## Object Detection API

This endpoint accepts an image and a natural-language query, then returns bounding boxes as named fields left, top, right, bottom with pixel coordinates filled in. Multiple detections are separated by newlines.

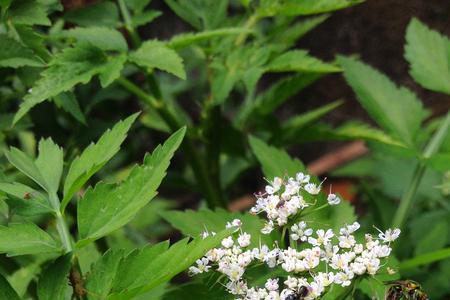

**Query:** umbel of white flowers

left=189, top=172, right=400, bottom=300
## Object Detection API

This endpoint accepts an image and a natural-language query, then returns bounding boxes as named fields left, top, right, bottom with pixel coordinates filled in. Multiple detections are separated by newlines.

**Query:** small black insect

left=285, top=286, right=309, bottom=300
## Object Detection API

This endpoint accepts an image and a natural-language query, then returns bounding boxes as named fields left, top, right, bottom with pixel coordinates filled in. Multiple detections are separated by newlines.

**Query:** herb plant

left=0, top=0, right=449, bottom=299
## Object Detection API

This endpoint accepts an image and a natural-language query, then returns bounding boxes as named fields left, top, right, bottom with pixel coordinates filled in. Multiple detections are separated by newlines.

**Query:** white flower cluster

left=250, top=173, right=340, bottom=234
left=189, top=173, right=400, bottom=300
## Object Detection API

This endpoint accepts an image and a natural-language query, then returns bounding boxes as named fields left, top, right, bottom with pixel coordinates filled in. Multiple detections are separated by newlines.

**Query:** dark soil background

left=144, top=0, right=450, bottom=161
left=60, top=0, right=450, bottom=163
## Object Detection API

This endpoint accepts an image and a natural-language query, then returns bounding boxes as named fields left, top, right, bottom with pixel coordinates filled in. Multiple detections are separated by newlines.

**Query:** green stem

left=235, top=14, right=259, bottom=46
left=116, top=77, right=226, bottom=208
left=117, top=0, right=140, bottom=47
left=392, top=110, right=450, bottom=229
left=391, top=163, right=425, bottom=229
left=50, top=193, right=73, bottom=253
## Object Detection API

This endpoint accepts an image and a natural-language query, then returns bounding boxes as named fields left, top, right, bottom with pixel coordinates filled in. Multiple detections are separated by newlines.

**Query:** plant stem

left=235, top=14, right=259, bottom=46
left=391, top=163, right=425, bottom=229
left=50, top=193, right=73, bottom=253
left=117, top=0, right=140, bottom=47
left=392, top=110, right=450, bottom=229
left=116, top=77, right=226, bottom=208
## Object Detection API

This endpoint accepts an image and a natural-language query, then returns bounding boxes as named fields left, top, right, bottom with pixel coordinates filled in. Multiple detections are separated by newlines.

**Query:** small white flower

left=226, top=218, right=242, bottom=228
left=378, top=228, right=401, bottom=243
left=238, top=233, right=251, bottom=247
left=221, top=236, right=234, bottom=248
left=308, top=229, right=334, bottom=247
left=290, top=221, right=313, bottom=241
left=327, top=193, right=341, bottom=205
left=304, top=183, right=321, bottom=195
left=265, top=278, right=279, bottom=291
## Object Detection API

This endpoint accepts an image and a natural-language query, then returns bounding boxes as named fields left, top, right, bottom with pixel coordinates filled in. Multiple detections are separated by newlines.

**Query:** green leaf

left=64, top=1, right=119, bottom=27
left=14, top=44, right=109, bottom=124
left=35, top=138, right=64, bottom=195
left=160, top=208, right=275, bottom=248
left=37, top=253, right=72, bottom=300
left=109, top=229, right=233, bottom=299
left=129, top=40, right=186, bottom=79
left=266, top=50, right=341, bottom=73
left=0, top=274, right=20, bottom=300
left=62, top=113, right=139, bottom=211
left=270, top=15, right=329, bottom=50
left=414, top=221, right=448, bottom=255
left=85, top=249, right=124, bottom=300
left=237, top=73, right=321, bottom=125
left=99, top=54, right=127, bottom=87
left=59, top=27, right=128, bottom=52
left=0, top=182, right=53, bottom=216
left=0, top=34, right=44, bottom=68
left=167, top=28, right=250, bottom=49
left=53, top=92, right=87, bottom=124
left=338, top=56, right=427, bottom=147
left=405, top=18, right=450, bottom=94
left=163, top=0, right=201, bottom=30
left=326, top=121, right=407, bottom=147
left=4, top=147, right=48, bottom=191
left=8, top=0, right=51, bottom=26
left=258, top=0, right=363, bottom=16
left=399, top=247, right=450, bottom=270
left=0, top=223, right=60, bottom=256
left=426, top=153, right=450, bottom=171
left=280, top=100, right=343, bottom=141
left=248, top=135, right=305, bottom=179
left=132, top=10, right=161, bottom=28
left=76, top=127, right=186, bottom=246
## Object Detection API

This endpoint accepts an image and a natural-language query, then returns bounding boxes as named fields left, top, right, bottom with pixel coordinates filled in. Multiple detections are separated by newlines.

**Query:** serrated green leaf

left=77, top=127, right=186, bottom=245
left=0, top=223, right=60, bottom=256
left=270, top=15, right=329, bottom=50
left=37, top=253, right=72, bottom=300
left=99, top=54, right=127, bottom=87
left=338, top=56, right=427, bottom=147
left=237, top=73, right=321, bottom=125
left=266, top=50, right=341, bottom=73
left=125, top=0, right=151, bottom=12
left=4, top=147, right=48, bottom=191
left=13, top=44, right=108, bottom=124
left=109, top=229, right=233, bottom=299
left=132, top=10, right=161, bottom=28
left=59, top=27, right=128, bottom=52
left=64, top=1, right=119, bottom=27
left=0, top=34, right=44, bottom=68
left=0, top=182, right=53, bottom=216
left=111, top=242, right=169, bottom=293
left=167, top=28, right=249, bottom=49
left=8, top=0, right=51, bottom=26
left=249, top=135, right=305, bottom=179
left=280, top=100, right=343, bottom=141
left=53, top=92, right=87, bottom=124
left=129, top=40, right=186, bottom=79
left=164, top=0, right=201, bottom=29
left=35, top=138, right=63, bottom=195
left=85, top=249, right=124, bottom=300
left=405, top=18, right=450, bottom=94
left=329, top=121, right=406, bottom=147
left=0, top=274, right=20, bottom=300
left=258, top=0, right=363, bottom=17
left=62, top=113, right=139, bottom=212
left=160, top=208, right=275, bottom=248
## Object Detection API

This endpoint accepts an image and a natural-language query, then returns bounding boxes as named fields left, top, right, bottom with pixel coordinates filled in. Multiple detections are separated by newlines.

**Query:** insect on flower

left=385, top=280, right=429, bottom=300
